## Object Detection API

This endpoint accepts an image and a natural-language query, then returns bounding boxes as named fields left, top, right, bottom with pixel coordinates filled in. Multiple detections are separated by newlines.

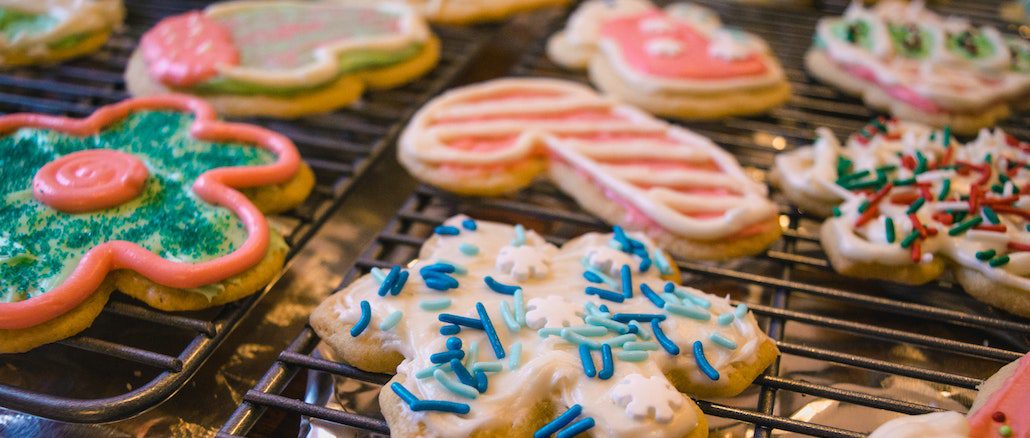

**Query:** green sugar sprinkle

left=937, top=179, right=951, bottom=201
left=884, top=217, right=896, bottom=243
left=948, top=216, right=983, bottom=236
left=989, top=255, right=1010, bottom=267
left=906, top=197, right=925, bottom=214
left=832, top=206, right=842, bottom=217
left=942, top=126, right=951, bottom=147
left=983, top=206, right=1000, bottom=225
left=914, top=151, right=928, bottom=174
left=836, top=169, right=870, bottom=184
left=975, top=249, right=996, bottom=261
left=894, top=177, right=917, bottom=186
left=900, top=231, right=921, bottom=248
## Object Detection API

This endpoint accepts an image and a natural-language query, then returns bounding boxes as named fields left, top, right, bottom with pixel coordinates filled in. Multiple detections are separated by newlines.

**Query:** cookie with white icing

left=868, top=353, right=1029, bottom=438
left=546, top=0, right=790, bottom=120
left=807, top=1, right=1030, bottom=134
left=311, top=216, right=779, bottom=437
left=125, top=1, right=439, bottom=118
left=0, top=0, right=123, bottom=67
left=397, top=78, right=783, bottom=260
left=773, top=119, right=1030, bottom=316
left=406, top=0, right=571, bottom=25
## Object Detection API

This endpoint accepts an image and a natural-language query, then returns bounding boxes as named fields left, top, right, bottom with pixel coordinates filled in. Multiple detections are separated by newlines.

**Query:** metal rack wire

left=0, top=0, right=490, bottom=423
left=218, top=0, right=1030, bottom=436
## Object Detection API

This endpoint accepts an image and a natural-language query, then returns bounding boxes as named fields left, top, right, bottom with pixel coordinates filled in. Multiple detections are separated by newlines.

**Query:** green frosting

left=888, top=23, right=932, bottom=59
left=1008, top=39, right=1030, bottom=73
left=191, top=44, right=423, bottom=96
left=945, top=29, right=995, bottom=61
left=832, top=20, right=874, bottom=50
left=0, top=111, right=275, bottom=303
left=0, top=7, right=57, bottom=42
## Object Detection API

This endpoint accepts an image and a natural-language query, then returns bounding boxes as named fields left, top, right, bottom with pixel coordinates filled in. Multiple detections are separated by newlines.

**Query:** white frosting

left=326, top=215, right=773, bottom=437
left=776, top=120, right=1030, bottom=291
left=867, top=411, right=969, bottom=438
left=0, top=0, right=123, bottom=51
left=398, top=78, right=779, bottom=240
left=815, top=0, right=1030, bottom=111
left=644, top=37, right=683, bottom=57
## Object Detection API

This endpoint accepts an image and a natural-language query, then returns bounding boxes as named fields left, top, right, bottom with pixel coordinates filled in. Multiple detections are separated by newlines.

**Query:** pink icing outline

left=0, top=95, right=301, bottom=330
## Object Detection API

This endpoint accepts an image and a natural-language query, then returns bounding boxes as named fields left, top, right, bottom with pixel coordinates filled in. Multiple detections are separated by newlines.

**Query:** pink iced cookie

left=140, top=11, right=239, bottom=87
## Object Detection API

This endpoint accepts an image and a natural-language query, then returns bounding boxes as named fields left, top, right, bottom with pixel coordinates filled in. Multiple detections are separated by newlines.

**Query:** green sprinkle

left=942, top=126, right=951, bottom=147
left=894, top=177, right=916, bottom=186
left=937, top=179, right=951, bottom=200
left=975, top=249, right=996, bottom=261
left=992, top=184, right=1004, bottom=194
left=836, top=156, right=853, bottom=175
left=832, top=206, right=842, bottom=217
left=984, top=153, right=993, bottom=164
left=616, top=350, right=649, bottom=362
left=999, top=425, right=1012, bottom=437
left=841, top=177, right=883, bottom=190
left=836, top=169, right=870, bottom=183
left=900, top=231, right=921, bottom=248
left=983, top=206, right=1000, bottom=225
left=378, top=310, right=403, bottom=331
left=999, top=173, right=1010, bottom=184
left=914, top=151, right=928, bottom=174
left=624, top=341, right=659, bottom=351
left=471, top=362, right=503, bottom=373
left=419, top=298, right=451, bottom=311
left=858, top=200, right=871, bottom=213
left=459, top=243, right=479, bottom=256
left=875, top=164, right=898, bottom=173
left=710, top=333, right=739, bottom=350
left=1026, top=224, right=1030, bottom=232
left=885, top=217, right=896, bottom=243
left=989, top=255, right=1010, bottom=267
left=948, top=216, right=983, bottom=236
left=508, top=342, right=522, bottom=370
left=906, top=197, right=926, bottom=214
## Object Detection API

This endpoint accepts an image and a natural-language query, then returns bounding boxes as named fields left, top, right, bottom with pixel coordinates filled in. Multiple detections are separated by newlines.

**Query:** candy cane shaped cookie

left=398, top=78, right=782, bottom=260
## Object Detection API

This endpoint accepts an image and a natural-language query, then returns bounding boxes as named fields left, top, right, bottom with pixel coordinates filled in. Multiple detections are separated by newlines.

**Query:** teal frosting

left=0, top=7, right=57, bottom=42
left=0, top=111, right=275, bottom=303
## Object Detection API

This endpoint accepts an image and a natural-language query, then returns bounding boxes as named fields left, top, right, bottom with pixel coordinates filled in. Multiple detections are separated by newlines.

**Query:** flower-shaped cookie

left=311, top=215, right=779, bottom=437
left=0, top=95, right=313, bottom=353
left=126, top=1, right=439, bottom=118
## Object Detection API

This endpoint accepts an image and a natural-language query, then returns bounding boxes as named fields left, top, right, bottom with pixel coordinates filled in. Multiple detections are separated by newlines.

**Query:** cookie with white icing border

left=546, top=0, right=790, bottom=120
left=125, top=1, right=439, bottom=118
left=311, top=215, right=778, bottom=437
left=807, top=1, right=1030, bottom=135
left=0, top=0, right=123, bottom=67
left=868, top=352, right=1029, bottom=438
left=397, top=78, right=783, bottom=260
left=406, top=0, right=571, bottom=25
left=772, top=119, right=1030, bottom=316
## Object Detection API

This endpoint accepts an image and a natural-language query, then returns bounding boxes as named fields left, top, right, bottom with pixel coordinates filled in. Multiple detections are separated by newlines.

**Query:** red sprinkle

left=969, top=186, right=981, bottom=214
left=941, top=146, right=954, bottom=166
left=992, top=411, right=1006, bottom=423
left=1007, top=241, right=1030, bottom=252
left=917, top=183, right=933, bottom=201
left=910, top=241, right=922, bottom=262
left=982, top=195, right=1019, bottom=206
left=901, top=155, right=916, bottom=170
left=891, top=192, right=921, bottom=205
left=868, top=183, right=894, bottom=207
left=854, top=204, right=880, bottom=228
left=974, top=224, right=1007, bottom=232
left=909, top=213, right=927, bottom=238
left=993, top=205, right=1030, bottom=220
left=925, top=226, right=938, bottom=236
left=932, top=212, right=954, bottom=225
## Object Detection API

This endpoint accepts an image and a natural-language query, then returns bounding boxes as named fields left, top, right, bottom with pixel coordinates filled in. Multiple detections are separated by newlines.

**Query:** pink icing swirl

left=33, top=149, right=149, bottom=213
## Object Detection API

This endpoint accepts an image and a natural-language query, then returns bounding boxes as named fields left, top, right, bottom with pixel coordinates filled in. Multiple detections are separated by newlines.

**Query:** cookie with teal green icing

left=0, top=0, right=123, bottom=67
left=125, top=1, right=440, bottom=118
left=0, top=95, right=314, bottom=353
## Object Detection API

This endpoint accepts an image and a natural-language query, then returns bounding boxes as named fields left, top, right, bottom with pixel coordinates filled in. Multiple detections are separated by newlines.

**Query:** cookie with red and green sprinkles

left=775, top=118, right=1030, bottom=316
left=311, top=215, right=778, bottom=437
left=0, top=95, right=313, bottom=353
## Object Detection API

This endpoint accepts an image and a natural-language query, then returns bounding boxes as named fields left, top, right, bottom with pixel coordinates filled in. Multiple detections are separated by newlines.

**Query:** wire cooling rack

left=218, top=1, right=1030, bottom=436
left=0, top=0, right=490, bottom=423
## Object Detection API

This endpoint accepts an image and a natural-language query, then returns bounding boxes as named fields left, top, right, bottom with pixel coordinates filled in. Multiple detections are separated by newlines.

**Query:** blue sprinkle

left=391, top=382, right=419, bottom=406
left=439, top=313, right=485, bottom=329
left=509, top=342, right=522, bottom=370
left=370, top=267, right=387, bottom=283
left=420, top=298, right=452, bottom=311
left=534, top=404, right=583, bottom=438
left=611, top=313, right=666, bottom=323
left=598, top=304, right=610, bottom=314
left=421, top=263, right=455, bottom=274
left=449, top=358, right=477, bottom=388
left=662, top=293, right=682, bottom=306
left=538, top=328, right=563, bottom=338
left=567, top=325, right=607, bottom=337
left=693, top=340, right=720, bottom=380
left=710, top=333, right=738, bottom=350
left=598, top=344, right=614, bottom=380
left=430, top=350, right=464, bottom=364
left=423, top=272, right=459, bottom=291
left=654, top=249, right=672, bottom=275
left=350, top=300, right=372, bottom=337
left=391, top=271, right=409, bottom=295
left=556, top=417, right=595, bottom=438
left=379, top=310, right=403, bottom=331
left=582, top=271, right=603, bottom=283
left=433, top=369, right=478, bottom=399
left=664, top=302, right=711, bottom=321
left=578, top=344, right=596, bottom=377
left=471, top=362, right=503, bottom=373
left=477, top=302, right=506, bottom=359
left=461, top=218, right=477, bottom=231
left=378, top=266, right=400, bottom=296
left=584, top=315, right=628, bottom=334
left=514, top=290, right=526, bottom=326
left=446, top=337, right=463, bottom=351
left=624, top=341, right=659, bottom=351
left=459, top=243, right=479, bottom=256
left=617, top=350, right=648, bottom=362
left=582, top=264, right=619, bottom=289
left=639, top=283, right=666, bottom=309
left=465, top=340, right=479, bottom=368
left=603, top=334, right=637, bottom=347
left=440, top=324, right=460, bottom=335
left=620, top=264, right=633, bottom=298
left=652, top=319, right=680, bottom=355
left=612, top=226, right=631, bottom=251
left=512, top=224, right=526, bottom=246
left=638, top=257, right=651, bottom=273
left=716, top=312, right=735, bottom=326
left=434, top=225, right=460, bottom=236
left=672, top=287, right=711, bottom=309
left=734, top=303, right=749, bottom=319
left=499, top=301, right=521, bottom=332
left=437, top=259, right=468, bottom=275
left=664, top=282, right=676, bottom=293
left=484, top=276, right=521, bottom=294
left=411, top=399, right=470, bottom=414
left=628, top=321, right=650, bottom=340
left=562, top=329, right=601, bottom=349
left=474, top=370, right=488, bottom=393
left=585, top=286, right=625, bottom=303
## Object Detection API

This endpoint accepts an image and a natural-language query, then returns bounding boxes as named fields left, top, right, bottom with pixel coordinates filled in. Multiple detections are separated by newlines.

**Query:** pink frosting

left=140, top=11, right=240, bottom=87
left=33, top=149, right=149, bottom=213
left=845, top=64, right=943, bottom=113
left=968, top=354, right=1030, bottom=438
left=600, top=10, right=768, bottom=79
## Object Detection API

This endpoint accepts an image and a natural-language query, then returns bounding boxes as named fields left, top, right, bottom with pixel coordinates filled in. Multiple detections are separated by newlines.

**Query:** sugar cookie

left=0, top=0, right=123, bottom=67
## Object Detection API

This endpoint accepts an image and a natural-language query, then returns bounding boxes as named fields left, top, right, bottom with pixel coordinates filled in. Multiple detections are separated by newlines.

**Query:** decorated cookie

left=868, top=353, right=1029, bottom=438
left=807, top=1, right=1030, bottom=134
left=0, top=0, right=123, bottom=67
left=773, top=119, right=1030, bottom=316
left=125, top=1, right=439, bottom=118
left=546, top=0, right=790, bottom=120
left=310, top=215, right=779, bottom=437
left=406, top=0, right=571, bottom=25
left=1000, top=0, right=1030, bottom=24
left=0, top=96, right=315, bottom=353
left=397, top=78, right=783, bottom=260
